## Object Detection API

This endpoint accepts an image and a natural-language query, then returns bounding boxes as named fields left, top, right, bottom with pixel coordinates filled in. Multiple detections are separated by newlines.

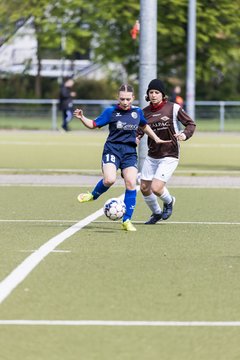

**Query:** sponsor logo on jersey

left=124, top=124, right=139, bottom=130
left=161, top=116, right=170, bottom=121
left=150, top=115, right=170, bottom=129
left=152, top=121, right=170, bottom=128
left=116, top=112, right=122, bottom=117
left=116, top=121, right=124, bottom=129
left=116, top=121, right=138, bottom=130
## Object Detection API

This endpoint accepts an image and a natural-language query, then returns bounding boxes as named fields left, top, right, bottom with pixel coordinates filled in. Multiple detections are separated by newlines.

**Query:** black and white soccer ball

left=103, top=198, right=126, bottom=221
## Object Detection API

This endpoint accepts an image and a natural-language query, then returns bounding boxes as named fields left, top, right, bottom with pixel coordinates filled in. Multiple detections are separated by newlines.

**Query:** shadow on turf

left=27, top=222, right=125, bottom=232
left=86, top=224, right=123, bottom=232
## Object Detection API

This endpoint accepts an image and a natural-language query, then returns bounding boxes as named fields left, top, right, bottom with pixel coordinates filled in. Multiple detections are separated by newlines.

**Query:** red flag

left=130, top=20, right=140, bottom=40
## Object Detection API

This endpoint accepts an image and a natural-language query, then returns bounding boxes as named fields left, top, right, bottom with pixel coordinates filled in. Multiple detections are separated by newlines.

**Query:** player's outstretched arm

left=143, top=124, right=172, bottom=144
left=73, top=108, right=95, bottom=129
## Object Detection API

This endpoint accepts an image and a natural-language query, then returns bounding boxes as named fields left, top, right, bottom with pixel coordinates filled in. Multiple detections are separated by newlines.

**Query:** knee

left=125, top=178, right=136, bottom=190
left=103, top=175, right=116, bottom=187
left=140, top=181, right=150, bottom=195
left=151, top=183, right=164, bottom=197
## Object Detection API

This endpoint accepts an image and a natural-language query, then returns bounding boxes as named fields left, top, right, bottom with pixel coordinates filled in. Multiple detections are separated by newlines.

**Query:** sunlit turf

left=0, top=115, right=239, bottom=132
left=0, top=126, right=240, bottom=360
left=0, top=185, right=240, bottom=359
left=0, top=131, right=239, bottom=174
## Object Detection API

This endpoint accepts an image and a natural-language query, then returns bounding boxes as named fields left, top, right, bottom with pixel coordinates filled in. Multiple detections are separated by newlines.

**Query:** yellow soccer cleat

left=122, top=219, right=137, bottom=232
left=77, top=192, right=94, bottom=203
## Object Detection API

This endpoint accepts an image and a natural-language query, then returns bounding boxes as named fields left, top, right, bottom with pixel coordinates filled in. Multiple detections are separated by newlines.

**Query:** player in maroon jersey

left=138, top=79, right=196, bottom=224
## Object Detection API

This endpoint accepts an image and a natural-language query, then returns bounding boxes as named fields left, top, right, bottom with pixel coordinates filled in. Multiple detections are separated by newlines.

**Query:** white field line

left=0, top=141, right=102, bottom=146
left=1, top=141, right=240, bottom=148
left=0, top=208, right=103, bottom=304
left=1, top=184, right=240, bottom=189
left=0, top=219, right=78, bottom=223
left=175, top=170, right=240, bottom=174
left=138, top=221, right=240, bottom=225
left=1, top=319, right=240, bottom=327
left=183, top=144, right=240, bottom=148
left=0, top=168, right=101, bottom=173
left=0, top=191, right=126, bottom=305
left=0, top=169, right=240, bottom=175
left=19, top=250, right=71, bottom=253
left=0, top=219, right=239, bottom=226
left=0, top=184, right=127, bottom=188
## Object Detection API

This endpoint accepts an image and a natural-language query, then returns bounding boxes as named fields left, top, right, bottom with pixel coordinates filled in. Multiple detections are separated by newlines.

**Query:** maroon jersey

left=140, top=100, right=196, bottom=159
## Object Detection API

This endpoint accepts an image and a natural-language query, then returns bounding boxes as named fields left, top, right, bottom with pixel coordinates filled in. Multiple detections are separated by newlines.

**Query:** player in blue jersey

left=73, top=84, right=171, bottom=231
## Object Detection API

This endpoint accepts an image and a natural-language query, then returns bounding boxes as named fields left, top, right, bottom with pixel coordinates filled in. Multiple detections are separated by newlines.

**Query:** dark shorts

left=102, top=142, right=138, bottom=170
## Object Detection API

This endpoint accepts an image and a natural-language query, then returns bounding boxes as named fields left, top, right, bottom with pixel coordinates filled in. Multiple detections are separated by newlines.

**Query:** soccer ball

left=103, top=198, right=126, bottom=221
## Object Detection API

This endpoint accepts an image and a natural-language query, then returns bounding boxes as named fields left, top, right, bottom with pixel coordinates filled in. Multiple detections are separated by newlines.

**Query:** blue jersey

left=94, top=105, right=147, bottom=146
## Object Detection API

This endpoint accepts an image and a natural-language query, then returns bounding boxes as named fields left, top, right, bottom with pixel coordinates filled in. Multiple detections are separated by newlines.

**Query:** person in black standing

left=59, top=78, right=76, bottom=131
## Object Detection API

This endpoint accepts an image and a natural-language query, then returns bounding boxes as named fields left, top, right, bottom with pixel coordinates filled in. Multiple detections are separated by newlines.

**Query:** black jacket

left=59, top=85, right=73, bottom=111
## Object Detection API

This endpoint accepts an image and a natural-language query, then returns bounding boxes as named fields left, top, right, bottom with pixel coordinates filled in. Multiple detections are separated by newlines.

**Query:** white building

left=0, top=17, right=97, bottom=78
left=0, top=17, right=127, bottom=82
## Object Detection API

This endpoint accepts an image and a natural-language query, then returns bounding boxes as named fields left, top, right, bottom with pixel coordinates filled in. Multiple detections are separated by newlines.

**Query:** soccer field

left=0, top=131, right=240, bottom=360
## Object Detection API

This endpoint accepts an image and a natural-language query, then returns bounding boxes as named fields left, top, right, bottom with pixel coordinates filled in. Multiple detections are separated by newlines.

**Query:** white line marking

left=0, top=184, right=126, bottom=188
left=49, top=250, right=71, bottom=253
left=96, top=220, right=240, bottom=225
left=0, top=141, right=103, bottom=147
left=154, top=221, right=240, bottom=225
left=0, top=168, right=101, bottom=173
left=175, top=170, right=240, bottom=174
left=0, top=168, right=239, bottom=175
left=0, top=219, right=77, bottom=224
left=0, top=220, right=239, bottom=225
left=1, top=141, right=239, bottom=148
left=0, top=208, right=104, bottom=304
left=19, top=250, right=71, bottom=253
left=0, top=189, right=128, bottom=304
left=0, top=220, right=77, bottom=223
left=1, top=320, right=240, bottom=327
left=183, top=144, right=240, bottom=148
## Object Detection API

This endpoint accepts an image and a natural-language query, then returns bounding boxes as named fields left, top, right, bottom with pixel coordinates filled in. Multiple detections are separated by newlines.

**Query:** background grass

left=0, top=116, right=239, bottom=132
left=0, top=131, right=239, bottom=174
left=0, top=130, right=240, bottom=360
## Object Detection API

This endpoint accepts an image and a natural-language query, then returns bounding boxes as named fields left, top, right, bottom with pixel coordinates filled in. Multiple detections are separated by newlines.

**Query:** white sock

left=143, top=193, right=162, bottom=214
left=160, top=187, right=172, bottom=204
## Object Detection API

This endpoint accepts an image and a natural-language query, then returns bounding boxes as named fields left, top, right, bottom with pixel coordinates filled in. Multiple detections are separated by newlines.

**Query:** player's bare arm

left=73, top=108, right=95, bottom=129
left=135, top=135, right=141, bottom=145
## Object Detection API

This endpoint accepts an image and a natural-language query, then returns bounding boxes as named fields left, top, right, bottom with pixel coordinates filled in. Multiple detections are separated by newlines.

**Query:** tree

left=0, top=0, right=239, bottom=99
left=87, top=0, right=240, bottom=99
left=88, top=0, right=140, bottom=79
left=0, top=0, right=93, bottom=96
left=195, top=0, right=240, bottom=99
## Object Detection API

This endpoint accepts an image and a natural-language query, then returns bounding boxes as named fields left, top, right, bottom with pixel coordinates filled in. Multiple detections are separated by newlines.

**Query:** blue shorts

left=102, top=142, right=138, bottom=170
